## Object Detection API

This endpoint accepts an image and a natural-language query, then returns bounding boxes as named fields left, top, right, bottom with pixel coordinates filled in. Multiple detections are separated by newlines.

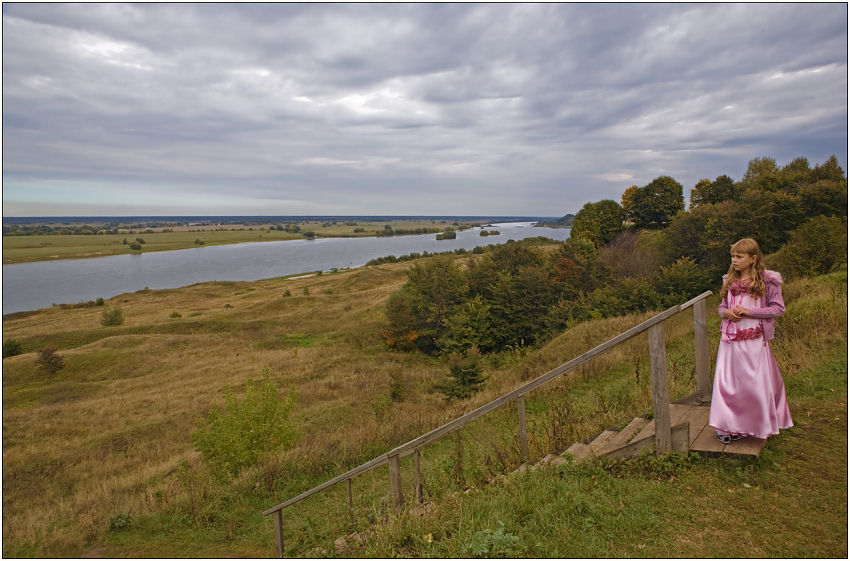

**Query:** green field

left=2, top=219, right=474, bottom=264
left=2, top=255, right=846, bottom=557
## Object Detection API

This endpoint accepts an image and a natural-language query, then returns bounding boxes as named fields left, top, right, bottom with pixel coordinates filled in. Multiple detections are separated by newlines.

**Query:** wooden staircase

left=558, top=390, right=767, bottom=463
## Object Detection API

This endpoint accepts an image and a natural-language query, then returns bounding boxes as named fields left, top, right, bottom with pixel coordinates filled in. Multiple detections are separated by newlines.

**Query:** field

left=1, top=255, right=846, bottom=557
left=2, top=219, right=476, bottom=264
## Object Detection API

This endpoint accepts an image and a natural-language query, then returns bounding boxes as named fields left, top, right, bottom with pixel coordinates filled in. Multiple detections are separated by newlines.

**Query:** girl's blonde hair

left=720, top=238, right=766, bottom=299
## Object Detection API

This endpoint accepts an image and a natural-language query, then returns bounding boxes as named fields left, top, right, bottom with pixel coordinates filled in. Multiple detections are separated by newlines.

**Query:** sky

left=2, top=3, right=847, bottom=217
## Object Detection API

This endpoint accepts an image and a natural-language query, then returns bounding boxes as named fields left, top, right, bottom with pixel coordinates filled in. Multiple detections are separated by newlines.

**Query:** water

left=2, top=223, right=569, bottom=314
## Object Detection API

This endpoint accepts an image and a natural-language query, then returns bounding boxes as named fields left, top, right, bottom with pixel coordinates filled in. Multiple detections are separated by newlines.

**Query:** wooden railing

left=262, top=290, right=713, bottom=556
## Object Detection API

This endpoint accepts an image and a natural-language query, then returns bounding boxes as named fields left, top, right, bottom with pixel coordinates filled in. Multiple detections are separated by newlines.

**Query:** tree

left=621, top=185, right=639, bottom=222
left=438, top=346, right=486, bottom=400
left=630, top=176, right=684, bottom=229
left=570, top=199, right=626, bottom=247
left=690, top=175, right=737, bottom=208
left=741, top=157, right=780, bottom=191
left=37, top=345, right=65, bottom=377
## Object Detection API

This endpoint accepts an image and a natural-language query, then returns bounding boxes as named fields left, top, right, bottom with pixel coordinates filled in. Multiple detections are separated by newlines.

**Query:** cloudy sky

left=2, top=3, right=847, bottom=217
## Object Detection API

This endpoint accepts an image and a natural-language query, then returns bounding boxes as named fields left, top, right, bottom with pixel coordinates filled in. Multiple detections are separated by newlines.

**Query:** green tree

left=570, top=199, right=626, bottom=247
left=383, top=256, right=467, bottom=354
left=438, top=346, right=486, bottom=400
left=689, top=175, right=737, bottom=208
left=741, top=156, right=780, bottom=191
left=630, top=176, right=684, bottom=229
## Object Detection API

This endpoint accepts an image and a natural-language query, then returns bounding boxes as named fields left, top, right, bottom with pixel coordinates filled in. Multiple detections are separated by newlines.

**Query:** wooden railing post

left=648, top=323, right=671, bottom=454
left=388, top=454, right=404, bottom=511
left=517, top=395, right=529, bottom=463
left=414, top=449, right=424, bottom=504
left=693, top=299, right=711, bottom=394
left=347, top=478, right=355, bottom=527
left=274, top=510, right=284, bottom=558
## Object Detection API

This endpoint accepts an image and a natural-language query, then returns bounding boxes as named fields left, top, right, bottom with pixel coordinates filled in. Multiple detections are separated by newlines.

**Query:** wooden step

left=565, top=441, right=591, bottom=461
left=588, top=430, right=618, bottom=455
left=597, top=417, right=650, bottom=456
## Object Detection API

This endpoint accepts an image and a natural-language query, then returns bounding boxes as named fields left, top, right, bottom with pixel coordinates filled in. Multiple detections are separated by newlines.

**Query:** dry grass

left=2, top=259, right=845, bottom=557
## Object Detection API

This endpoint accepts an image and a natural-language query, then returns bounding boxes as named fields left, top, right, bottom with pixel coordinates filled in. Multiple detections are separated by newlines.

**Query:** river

left=2, top=223, right=570, bottom=315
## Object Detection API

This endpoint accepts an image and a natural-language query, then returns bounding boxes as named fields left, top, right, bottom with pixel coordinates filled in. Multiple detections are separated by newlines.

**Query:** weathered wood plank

left=605, top=422, right=689, bottom=459
left=691, top=423, right=726, bottom=453
left=589, top=430, right=618, bottom=455
left=414, top=449, right=423, bottom=504
left=724, top=436, right=766, bottom=456
left=388, top=454, right=404, bottom=511
left=517, top=396, right=529, bottom=463
left=597, top=417, right=649, bottom=455
left=674, top=404, right=710, bottom=446
left=274, top=510, right=284, bottom=558
left=649, top=323, right=671, bottom=454
left=693, top=299, right=711, bottom=393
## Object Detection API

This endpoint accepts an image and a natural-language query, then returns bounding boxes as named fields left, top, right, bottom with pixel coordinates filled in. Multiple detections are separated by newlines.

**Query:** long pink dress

left=709, top=289, right=793, bottom=439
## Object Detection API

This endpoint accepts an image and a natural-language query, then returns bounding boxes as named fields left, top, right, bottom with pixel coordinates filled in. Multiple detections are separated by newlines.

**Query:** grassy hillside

left=2, top=259, right=846, bottom=557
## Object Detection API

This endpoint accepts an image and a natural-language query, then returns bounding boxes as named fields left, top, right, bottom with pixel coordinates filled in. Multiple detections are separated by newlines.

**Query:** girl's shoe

left=730, top=434, right=743, bottom=441
left=716, top=433, right=732, bottom=444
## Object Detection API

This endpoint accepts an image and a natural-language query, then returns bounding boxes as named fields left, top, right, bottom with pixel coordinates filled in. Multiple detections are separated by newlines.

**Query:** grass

left=1, top=258, right=846, bottom=557
left=2, top=219, right=480, bottom=264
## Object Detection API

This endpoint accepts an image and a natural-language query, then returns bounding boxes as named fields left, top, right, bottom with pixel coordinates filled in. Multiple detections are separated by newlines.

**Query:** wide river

left=2, top=222, right=570, bottom=314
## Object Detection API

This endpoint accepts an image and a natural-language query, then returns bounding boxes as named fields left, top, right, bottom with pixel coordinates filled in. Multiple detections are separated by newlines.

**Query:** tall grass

left=2, top=262, right=845, bottom=557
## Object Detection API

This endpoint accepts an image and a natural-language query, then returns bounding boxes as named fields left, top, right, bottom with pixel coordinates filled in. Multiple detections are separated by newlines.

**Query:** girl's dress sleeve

left=747, top=272, right=786, bottom=318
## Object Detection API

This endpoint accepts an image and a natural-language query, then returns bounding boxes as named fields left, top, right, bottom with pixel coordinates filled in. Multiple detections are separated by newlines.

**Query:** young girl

left=709, top=238, right=793, bottom=443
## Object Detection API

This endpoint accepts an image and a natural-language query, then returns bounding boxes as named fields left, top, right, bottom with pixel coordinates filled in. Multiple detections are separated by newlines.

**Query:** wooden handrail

left=262, top=289, right=714, bottom=554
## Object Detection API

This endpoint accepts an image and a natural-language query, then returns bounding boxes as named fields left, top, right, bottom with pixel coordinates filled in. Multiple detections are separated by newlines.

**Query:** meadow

left=1, top=253, right=846, bottom=557
left=2, top=218, right=473, bottom=264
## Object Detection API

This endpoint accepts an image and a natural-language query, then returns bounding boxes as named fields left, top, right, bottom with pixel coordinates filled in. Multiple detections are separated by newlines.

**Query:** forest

left=382, top=155, right=847, bottom=378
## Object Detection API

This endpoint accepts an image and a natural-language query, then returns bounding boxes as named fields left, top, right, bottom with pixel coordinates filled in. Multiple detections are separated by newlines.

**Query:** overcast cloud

left=2, top=3, right=847, bottom=217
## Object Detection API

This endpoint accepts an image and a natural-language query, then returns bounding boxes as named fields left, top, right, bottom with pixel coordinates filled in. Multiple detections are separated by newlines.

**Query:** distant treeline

left=383, top=155, right=847, bottom=358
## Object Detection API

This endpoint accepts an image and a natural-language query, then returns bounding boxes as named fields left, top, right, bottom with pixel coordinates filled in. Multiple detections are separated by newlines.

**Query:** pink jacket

left=718, top=270, right=785, bottom=342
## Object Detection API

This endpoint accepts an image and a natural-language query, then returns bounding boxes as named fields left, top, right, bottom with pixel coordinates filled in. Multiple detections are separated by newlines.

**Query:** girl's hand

left=723, top=308, right=742, bottom=322
left=734, top=306, right=751, bottom=317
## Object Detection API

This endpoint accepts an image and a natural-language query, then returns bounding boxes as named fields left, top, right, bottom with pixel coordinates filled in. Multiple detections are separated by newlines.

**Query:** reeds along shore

left=1, top=261, right=847, bottom=557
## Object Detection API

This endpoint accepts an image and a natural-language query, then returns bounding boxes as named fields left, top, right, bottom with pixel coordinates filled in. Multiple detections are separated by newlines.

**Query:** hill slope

left=2, top=263, right=846, bottom=557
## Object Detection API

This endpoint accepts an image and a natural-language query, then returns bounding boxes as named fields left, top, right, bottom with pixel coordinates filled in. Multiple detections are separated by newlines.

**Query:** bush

left=767, top=216, right=848, bottom=279
left=3, top=340, right=22, bottom=358
left=438, top=346, right=487, bottom=400
left=192, top=372, right=298, bottom=479
left=36, top=345, right=65, bottom=376
left=101, top=307, right=125, bottom=326
left=128, top=241, right=142, bottom=250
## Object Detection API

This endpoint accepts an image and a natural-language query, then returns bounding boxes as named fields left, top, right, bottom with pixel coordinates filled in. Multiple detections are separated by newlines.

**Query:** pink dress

left=709, top=284, right=793, bottom=439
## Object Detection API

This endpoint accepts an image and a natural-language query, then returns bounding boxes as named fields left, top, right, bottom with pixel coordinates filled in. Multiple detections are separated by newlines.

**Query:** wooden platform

left=565, top=389, right=767, bottom=460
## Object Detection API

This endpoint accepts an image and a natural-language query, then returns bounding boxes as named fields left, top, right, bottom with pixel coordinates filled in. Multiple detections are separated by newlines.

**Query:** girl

left=709, top=238, right=793, bottom=443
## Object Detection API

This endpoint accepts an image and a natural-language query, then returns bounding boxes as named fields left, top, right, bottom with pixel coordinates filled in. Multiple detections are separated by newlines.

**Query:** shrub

left=438, top=346, right=487, bottom=400
left=170, top=311, right=182, bottom=318
left=767, top=216, right=848, bottom=279
left=3, top=340, right=22, bottom=358
left=192, top=372, right=298, bottom=479
left=36, top=345, right=65, bottom=376
left=128, top=241, right=142, bottom=250
left=101, top=307, right=125, bottom=326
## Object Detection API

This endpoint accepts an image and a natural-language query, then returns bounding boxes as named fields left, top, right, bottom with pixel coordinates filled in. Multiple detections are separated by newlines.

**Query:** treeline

left=383, top=155, right=847, bottom=360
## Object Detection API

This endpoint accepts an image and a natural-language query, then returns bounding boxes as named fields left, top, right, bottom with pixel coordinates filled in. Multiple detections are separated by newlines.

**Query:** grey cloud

left=2, top=3, right=846, bottom=216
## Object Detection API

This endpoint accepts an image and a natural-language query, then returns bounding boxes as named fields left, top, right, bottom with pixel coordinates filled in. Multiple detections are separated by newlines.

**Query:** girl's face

left=731, top=251, right=756, bottom=273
